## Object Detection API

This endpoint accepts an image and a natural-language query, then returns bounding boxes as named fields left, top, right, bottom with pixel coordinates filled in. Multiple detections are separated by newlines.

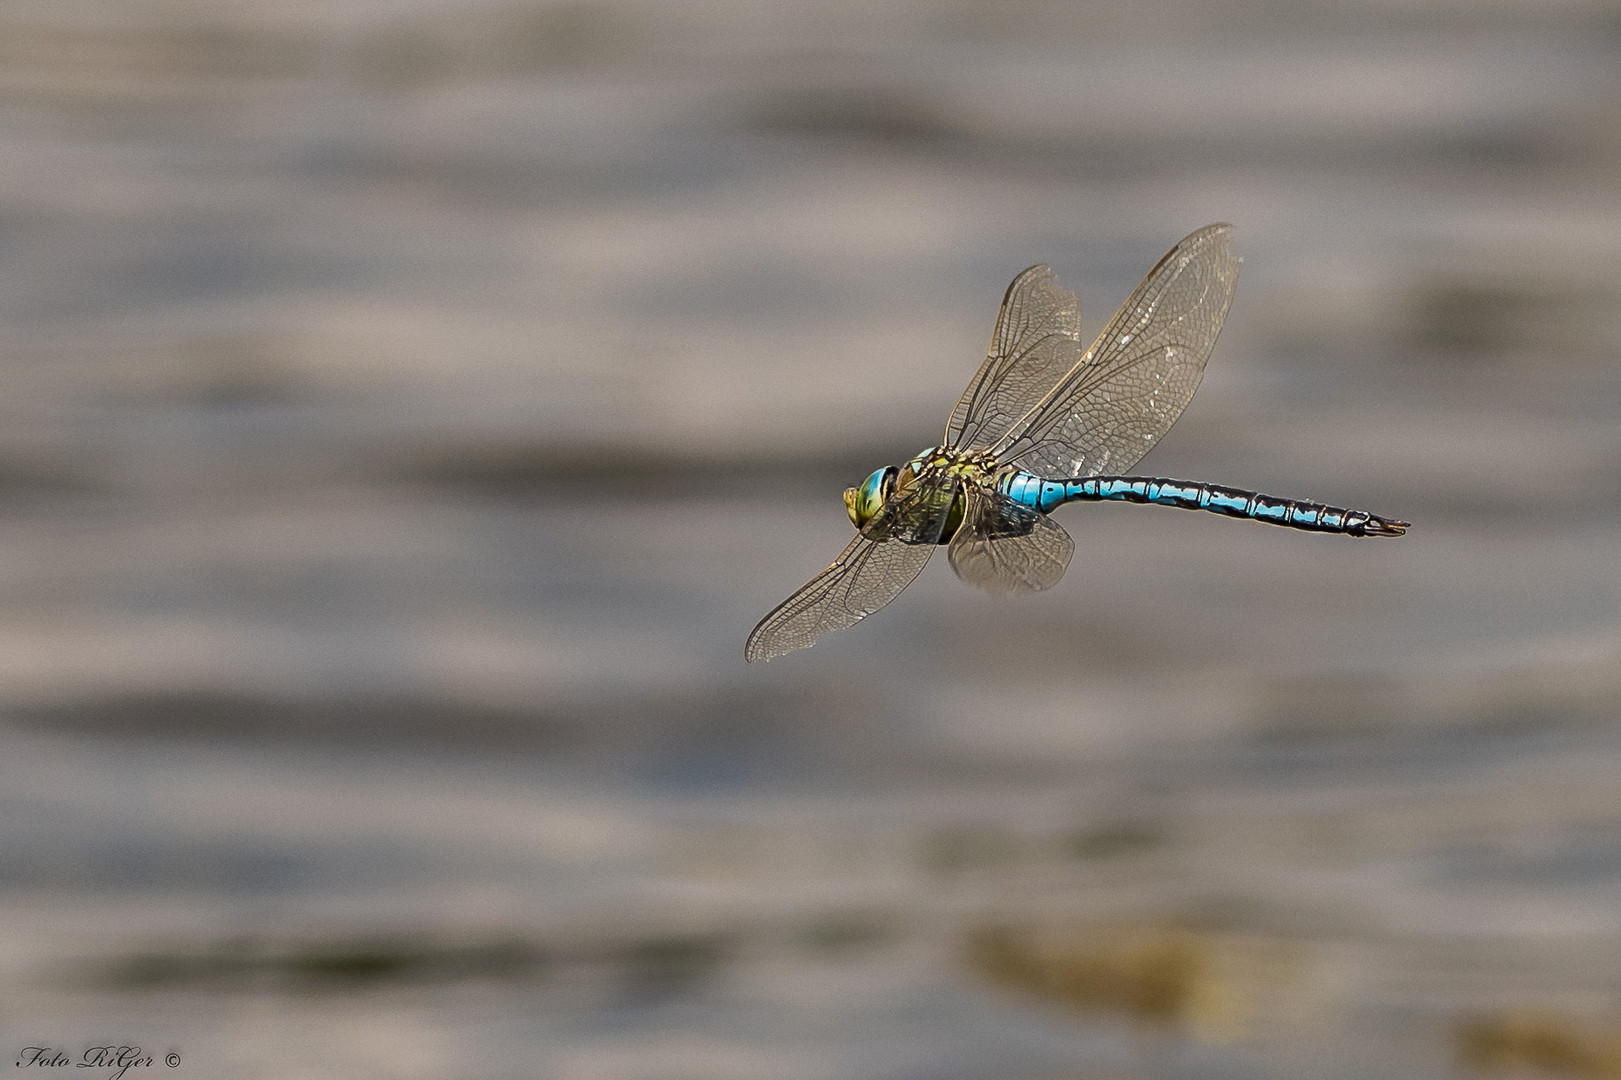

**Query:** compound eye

left=844, top=466, right=897, bottom=529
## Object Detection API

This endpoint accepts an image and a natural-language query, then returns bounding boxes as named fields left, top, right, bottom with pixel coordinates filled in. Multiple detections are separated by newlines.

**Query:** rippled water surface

left=3, top=2, right=1621, bottom=1077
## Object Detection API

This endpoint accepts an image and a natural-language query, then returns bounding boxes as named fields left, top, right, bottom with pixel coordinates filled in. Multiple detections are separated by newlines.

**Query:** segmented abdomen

left=998, top=472, right=1407, bottom=537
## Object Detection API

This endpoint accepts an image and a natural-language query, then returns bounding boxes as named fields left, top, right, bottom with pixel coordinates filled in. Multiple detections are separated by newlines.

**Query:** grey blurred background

left=2, top=1, right=1620, bottom=1077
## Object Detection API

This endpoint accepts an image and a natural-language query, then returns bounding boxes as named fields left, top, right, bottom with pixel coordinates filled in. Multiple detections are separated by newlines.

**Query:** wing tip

left=744, top=628, right=787, bottom=663
left=1186, top=222, right=1235, bottom=252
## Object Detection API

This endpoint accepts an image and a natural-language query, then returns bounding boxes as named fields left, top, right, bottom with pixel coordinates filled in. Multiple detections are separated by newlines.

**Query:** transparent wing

left=989, top=224, right=1240, bottom=479
left=744, top=533, right=933, bottom=662
left=947, top=487, right=1074, bottom=593
left=744, top=479, right=956, bottom=662
left=945, top=265, right=1085, bottom=452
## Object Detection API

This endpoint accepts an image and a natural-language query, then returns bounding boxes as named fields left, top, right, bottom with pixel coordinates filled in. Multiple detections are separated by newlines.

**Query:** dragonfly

left=745, top=224, right=1408, bottom=663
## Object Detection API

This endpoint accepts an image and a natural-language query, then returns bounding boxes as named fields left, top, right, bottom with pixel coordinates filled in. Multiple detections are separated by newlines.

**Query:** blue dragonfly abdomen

left=997, top=471, right=1408, bottom=537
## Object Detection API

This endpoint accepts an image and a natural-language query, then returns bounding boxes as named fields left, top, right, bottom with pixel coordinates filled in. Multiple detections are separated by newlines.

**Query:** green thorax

left=845, top=447, right=999, bottom=545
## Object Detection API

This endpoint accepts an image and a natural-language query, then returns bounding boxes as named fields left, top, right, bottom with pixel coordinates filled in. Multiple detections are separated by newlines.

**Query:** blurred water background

left=2, top=1, right=1621, bottom=1077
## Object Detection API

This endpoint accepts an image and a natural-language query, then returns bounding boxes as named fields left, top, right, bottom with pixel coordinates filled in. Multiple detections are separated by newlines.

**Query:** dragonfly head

left=845, top=466, right=897, bottom=530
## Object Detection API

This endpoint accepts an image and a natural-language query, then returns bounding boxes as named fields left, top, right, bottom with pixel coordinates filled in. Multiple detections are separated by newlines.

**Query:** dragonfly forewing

left=744, top=478, right=959, bottom=662
left=945, top=265, right=1085, bottom=454
left=991, top=223, right=1240, bottom=479
left=744, top=531, right=934, bottom=663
